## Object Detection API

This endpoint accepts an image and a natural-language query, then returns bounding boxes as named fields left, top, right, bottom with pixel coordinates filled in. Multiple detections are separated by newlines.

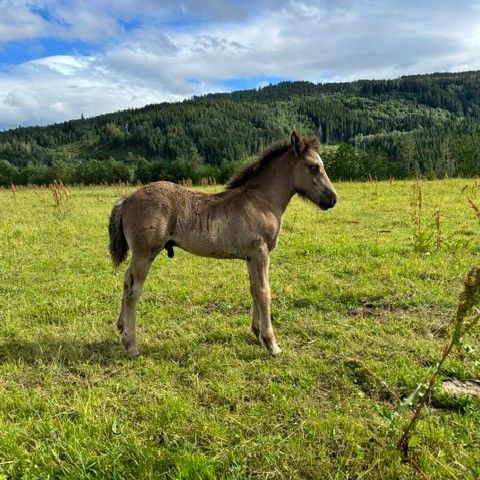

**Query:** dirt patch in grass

left=441, top=379, right=480, bottom=397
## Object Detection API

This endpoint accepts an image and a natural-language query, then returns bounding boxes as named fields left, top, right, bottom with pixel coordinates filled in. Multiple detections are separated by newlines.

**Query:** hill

left=1, top=71, right=480, bottom=185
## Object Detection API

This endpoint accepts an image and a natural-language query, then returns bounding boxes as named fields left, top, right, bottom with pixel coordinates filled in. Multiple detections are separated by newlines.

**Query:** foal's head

left=291, top=132, right=337, bottom=210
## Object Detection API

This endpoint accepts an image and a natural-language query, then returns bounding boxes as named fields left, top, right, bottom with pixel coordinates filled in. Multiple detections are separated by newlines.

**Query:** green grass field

left=1, top=179, right=479, bottom=479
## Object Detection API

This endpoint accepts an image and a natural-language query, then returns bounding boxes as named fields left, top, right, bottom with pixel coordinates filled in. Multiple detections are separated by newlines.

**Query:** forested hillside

left=1, top=70, right=480, bottom=185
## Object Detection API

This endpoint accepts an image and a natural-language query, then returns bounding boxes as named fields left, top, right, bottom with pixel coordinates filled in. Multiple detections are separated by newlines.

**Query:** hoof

left=127, top=347, right=140, bottom=359
left=259, top=336, right=282, bottom=356
left=269, top=344, right=282, bottom=356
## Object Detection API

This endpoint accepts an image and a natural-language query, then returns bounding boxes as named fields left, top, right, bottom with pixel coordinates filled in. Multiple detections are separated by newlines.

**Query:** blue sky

left=1, top=0, right=480, bottom=130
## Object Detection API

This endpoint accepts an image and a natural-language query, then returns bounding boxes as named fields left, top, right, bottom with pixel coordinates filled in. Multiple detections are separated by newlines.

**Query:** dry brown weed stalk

left=50, top=181, right=69, bottom=208
left=179, top=178, right=193, bottom=188
left=397, top=266, right=480, bottom=457
left=467, top=197, right=480, bottom=222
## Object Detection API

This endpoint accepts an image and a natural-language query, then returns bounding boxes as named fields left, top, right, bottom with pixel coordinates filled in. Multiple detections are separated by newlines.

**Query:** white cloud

left=0, top=0, right=46, bottom=41
left=0, top=55, right=183, bottom=129
left=50, top=100, right=67, bottom=113
left=30, top=55, right=91, bottom=75
left=1, top=1, right=480, bottom=129
left=101, top=1, right=480, bottom=85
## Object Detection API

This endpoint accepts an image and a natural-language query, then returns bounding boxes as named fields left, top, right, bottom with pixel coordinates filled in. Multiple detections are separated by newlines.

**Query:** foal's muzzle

left=319, top=190, right=337, bottom=210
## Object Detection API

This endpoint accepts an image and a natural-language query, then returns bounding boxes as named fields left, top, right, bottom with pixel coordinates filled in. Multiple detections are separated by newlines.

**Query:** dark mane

left=226, top=136, right=320, bottom=190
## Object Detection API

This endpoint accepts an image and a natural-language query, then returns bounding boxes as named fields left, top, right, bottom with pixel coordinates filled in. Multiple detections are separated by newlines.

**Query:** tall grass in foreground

left=397, top=267, right=480, bottom=458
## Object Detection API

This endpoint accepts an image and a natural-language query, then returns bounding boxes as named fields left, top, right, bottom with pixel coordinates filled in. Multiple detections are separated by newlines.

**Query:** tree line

left=0, top=155, right=243, bottom=186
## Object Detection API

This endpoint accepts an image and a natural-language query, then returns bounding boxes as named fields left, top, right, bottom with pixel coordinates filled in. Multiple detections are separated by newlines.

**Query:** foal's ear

left=291, top=131, right=304, bottom=155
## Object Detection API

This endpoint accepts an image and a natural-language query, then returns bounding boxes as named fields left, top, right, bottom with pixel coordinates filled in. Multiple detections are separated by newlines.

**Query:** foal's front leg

left=247, top=248, right=281, bottom=355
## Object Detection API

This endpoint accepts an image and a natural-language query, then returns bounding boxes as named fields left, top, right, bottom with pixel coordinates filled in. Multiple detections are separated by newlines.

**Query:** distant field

left=0, top=179, right=479, bottom=479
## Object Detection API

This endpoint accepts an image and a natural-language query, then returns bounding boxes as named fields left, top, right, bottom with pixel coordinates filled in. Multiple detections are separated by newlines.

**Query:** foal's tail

left=108, top=198, right=129, bottom=267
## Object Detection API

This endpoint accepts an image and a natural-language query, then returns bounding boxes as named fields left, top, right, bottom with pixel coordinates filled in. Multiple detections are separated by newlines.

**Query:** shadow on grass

left=0, top=336, right=123, bottom=366
left=0, top=330, right=264, bottom=366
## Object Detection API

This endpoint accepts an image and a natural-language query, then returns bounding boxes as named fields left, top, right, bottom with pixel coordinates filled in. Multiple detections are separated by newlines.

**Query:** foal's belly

left=180, top=244, right=241, bottom=259
left=171, top=226, right=245, bottom=260
left=172, top=236, right=243, bottom=259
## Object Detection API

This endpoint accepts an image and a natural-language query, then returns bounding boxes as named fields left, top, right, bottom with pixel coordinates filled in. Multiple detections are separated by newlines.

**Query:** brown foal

left=109, top=132, right=337, bottom=358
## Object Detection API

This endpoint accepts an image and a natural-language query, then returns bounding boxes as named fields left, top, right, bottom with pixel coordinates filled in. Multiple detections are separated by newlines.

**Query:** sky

left=1, top=0, right=480, bottom=131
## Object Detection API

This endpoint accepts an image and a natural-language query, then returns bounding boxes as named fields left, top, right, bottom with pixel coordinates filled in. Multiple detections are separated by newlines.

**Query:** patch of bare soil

left=441, top=379, right=480, bottom=397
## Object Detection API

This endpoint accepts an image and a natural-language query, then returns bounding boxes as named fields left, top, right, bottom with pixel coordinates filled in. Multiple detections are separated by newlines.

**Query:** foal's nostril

left=319, top=191, right=337, bottom=210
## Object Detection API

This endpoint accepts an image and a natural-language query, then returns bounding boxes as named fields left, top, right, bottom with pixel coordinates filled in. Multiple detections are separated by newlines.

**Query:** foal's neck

left=250, top=153, right=295, bottom=216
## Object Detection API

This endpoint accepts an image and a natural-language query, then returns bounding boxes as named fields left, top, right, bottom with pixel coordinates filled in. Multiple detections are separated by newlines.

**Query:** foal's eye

left=308, top=164, right=320, bottom=175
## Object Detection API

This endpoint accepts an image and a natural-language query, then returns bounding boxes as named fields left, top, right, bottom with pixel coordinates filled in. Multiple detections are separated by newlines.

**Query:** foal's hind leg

left=248, top=268, right=261, bottom=339
left=117, top=253, right=154, bottom=358
left=251, top=302, right=261, bottom=340
left=247, top=247, right=281, bottom=355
